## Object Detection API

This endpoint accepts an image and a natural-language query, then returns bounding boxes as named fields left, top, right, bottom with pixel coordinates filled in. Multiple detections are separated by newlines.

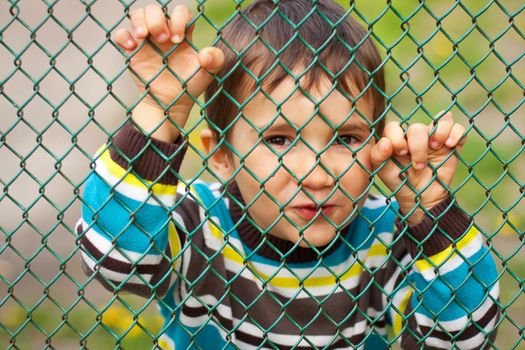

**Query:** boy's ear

left=200, top=129, right=235, bottom=181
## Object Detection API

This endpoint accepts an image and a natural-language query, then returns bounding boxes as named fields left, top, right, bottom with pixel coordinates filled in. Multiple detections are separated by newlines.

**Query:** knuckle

left=113, top=29, right=128, bottom=42
left=385, top=121, right=400, bottom=130
left=455, top=124, right=466, bottom=134
left=432, top=130, right=448, bottom=141
left=407, top=123, right=426, bottom=137
left=145, top=4, right=161, bottom=13
left=175, top=4, right=192, bottom=16
left=130, top=8, right=144, bottom=18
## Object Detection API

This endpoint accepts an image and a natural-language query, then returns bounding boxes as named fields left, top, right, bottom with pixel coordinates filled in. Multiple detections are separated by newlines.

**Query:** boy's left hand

left=370, top=112, right=466, bottom=225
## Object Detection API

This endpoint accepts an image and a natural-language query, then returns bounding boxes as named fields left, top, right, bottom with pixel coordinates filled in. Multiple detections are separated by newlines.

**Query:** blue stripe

left=410, top=247, right=497, bottom=321
left=82, top=173, right=169, bottom=254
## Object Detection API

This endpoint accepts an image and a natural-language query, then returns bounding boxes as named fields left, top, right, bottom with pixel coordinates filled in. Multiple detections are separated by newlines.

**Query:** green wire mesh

left=0, top=0, right=523, bottom=349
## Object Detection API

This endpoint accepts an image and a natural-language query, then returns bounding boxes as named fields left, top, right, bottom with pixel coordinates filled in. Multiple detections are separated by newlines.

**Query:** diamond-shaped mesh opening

left=1, top=0, right=524, bottom=349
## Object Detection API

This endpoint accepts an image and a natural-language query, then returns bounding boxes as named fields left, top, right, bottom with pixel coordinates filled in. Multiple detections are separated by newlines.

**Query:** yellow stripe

left=209, top=220, right=224, bottom=240
left=168, top=223, right=182, bottom=268
left=97, top=146, right=177, bottom=196
left=415, top=226, right=479, bottom=271
left=222, top=244, right=364, bottom=288
left=367, top=242, right=387, bottom=258
left=393, top=288, right=413, bottom=336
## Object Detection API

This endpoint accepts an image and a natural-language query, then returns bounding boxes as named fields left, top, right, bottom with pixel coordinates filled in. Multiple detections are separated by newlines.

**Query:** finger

left=113, top=28, right=137, bottom=51
left=383, top=121, right=408, bottom=156
left=370, top=137, right=393, bottom=170
left=130, top=8, right=148, bottom=39
left=429, top=111, right=454, bottom=150
left=145, top=4, right=170, bottom=44
left=169, top=5, right=194, bottom=44
left=407, top=123, right=429, bottom=170
left=198, top=47, right=225, bottom=74
left=445, top=123, right=466, bottom=148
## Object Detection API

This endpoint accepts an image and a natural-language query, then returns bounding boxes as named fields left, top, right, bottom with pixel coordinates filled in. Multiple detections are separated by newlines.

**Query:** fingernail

left=398, top=149, right=408, bottom=156
left=171, top=34, right=182, bottom=44
left=414, top=162, right=426, bottom=170
left=125, top=40, right=134, bottom=48
left=135, top=26, right=144, bottom=36
left=158, top=32, right=169, bottom=42
left=445, top=138, right=453, bottom=147
left=431, top=141, right=440, bottom=149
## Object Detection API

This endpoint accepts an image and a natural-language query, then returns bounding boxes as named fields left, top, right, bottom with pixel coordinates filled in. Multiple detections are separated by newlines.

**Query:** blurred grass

left=0, top=296, right=163, bottom=348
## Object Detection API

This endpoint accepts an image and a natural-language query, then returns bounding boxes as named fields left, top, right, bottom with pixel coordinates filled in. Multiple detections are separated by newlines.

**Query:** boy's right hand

left=114, top=4, right=224, bottom=142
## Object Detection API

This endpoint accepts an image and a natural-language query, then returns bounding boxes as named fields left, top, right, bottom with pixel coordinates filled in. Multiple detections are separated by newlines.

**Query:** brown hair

left=204, top=0, right=385, bottom=146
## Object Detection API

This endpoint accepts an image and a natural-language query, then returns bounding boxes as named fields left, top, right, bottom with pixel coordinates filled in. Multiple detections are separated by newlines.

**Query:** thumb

left=370, top=137, right=393, bottom=171
left=198, top=47, right=225, bottom=75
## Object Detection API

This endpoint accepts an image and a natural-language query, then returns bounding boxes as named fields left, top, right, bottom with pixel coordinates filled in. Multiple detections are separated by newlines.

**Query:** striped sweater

left=78, top=122, right=500, bottom=349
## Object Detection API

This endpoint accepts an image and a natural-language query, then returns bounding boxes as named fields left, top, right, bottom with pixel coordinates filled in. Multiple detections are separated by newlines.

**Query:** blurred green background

left=0, top=0, right=523, bottom=348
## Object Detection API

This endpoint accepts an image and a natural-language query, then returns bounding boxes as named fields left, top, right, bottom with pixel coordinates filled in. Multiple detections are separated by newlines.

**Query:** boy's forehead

left=243, top=75, right=373, bottom=125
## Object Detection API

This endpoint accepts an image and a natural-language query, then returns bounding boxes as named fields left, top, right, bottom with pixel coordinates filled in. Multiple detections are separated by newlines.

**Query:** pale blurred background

left=0, top=0, right=523, bottom=348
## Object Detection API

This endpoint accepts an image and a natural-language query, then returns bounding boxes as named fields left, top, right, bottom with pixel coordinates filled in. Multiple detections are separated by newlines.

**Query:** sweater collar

left=224, top=181, right=345, bottom=263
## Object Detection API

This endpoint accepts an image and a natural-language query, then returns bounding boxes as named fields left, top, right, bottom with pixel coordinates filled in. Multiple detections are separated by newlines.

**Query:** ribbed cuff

left=109, top=121, right=187, bottom=185
left=397, top=196, right=472, bottom=258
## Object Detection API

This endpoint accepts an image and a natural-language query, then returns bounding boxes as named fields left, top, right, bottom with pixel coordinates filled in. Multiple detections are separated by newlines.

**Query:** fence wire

left=0, top=0, right=524, bottom=349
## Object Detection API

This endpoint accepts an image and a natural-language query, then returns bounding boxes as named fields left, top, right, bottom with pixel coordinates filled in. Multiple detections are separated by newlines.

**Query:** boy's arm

left=78, top=4, right=225, bottom=298
left=78, top=122, right=187, bottom=297
left=370, top=112, right=500, bottom=347
left=385, top=198, right=500, bottom=349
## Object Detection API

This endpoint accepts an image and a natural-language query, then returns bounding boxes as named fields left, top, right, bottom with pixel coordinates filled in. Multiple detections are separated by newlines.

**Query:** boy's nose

left=295, top=156, right=335, bottom=191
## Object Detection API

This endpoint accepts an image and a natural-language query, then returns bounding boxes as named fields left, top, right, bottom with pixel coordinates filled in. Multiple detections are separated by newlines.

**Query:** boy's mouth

left=290, top=204, right=335, bottom=221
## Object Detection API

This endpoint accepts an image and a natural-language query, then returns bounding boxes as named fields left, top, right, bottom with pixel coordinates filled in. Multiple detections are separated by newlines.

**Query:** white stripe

left=171, top=211, right=186, bottom=228
left=94, top=157, right=176, bottom=207
left=225, top=232, right=392, bottom=279
left=81, top=219, right=164, bottom=265
left=414, top=234, right=484, bottom=279
left=390, top=285, right=411, bottom=318
left=383, top=254, right=413, bottom=312
left=363, top=195, right=391, bottom=210
left=80, top=251, right=153, bottom=284
left=425, top=314, right=497, bottom=349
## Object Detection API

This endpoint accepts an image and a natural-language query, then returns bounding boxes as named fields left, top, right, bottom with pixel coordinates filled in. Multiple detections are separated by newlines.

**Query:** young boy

left=78, top=1, right=500, bottom=348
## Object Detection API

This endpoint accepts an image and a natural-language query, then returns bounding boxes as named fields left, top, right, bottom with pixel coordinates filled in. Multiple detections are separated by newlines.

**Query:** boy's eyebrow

left=255, top=118, right=371, bottom=133
left=335, top=120, right=371, bottom=133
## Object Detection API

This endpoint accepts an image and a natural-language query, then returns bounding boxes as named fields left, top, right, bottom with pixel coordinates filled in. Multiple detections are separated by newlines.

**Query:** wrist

left=131, top=100, right=188, bottom=143
left=397, top=194, right=450, bottom=225
left=398, top=196, right=472, bottom=258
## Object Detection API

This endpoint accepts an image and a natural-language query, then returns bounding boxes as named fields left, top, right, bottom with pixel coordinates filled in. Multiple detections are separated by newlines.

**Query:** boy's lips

left=290, top=204, right=335, bottom=220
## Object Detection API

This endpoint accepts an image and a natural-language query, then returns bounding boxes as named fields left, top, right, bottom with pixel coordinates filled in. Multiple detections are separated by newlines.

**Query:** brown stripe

left=174, top=192, right=204, bottom=239
left=109, top=121, right=187, bottom=185
left=78, top=223, right=169, bottom=276
left=80, top=256, right=170, bottom=297
left=181, top=304, right=234, bottom=330
left=418, top=302, right=499, bottom=342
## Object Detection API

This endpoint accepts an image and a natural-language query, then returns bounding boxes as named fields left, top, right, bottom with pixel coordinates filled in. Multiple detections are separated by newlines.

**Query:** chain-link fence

left=1, top=0, right=523, bottom=349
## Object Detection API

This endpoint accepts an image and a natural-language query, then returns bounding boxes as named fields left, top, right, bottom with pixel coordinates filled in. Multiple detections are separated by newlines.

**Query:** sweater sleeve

left=385, top=197, right=500, bottom=349
left=77, top=121, right=188, bottom=297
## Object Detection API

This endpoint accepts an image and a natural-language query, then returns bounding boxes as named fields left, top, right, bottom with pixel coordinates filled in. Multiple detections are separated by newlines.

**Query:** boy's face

left=221, top=75, right=375, bottom=248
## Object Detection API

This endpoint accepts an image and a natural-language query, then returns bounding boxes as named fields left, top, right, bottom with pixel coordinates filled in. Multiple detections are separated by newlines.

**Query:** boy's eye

left=264, top=136, right=293, bottom=147
left=335, top=135, right=360, bottom=146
